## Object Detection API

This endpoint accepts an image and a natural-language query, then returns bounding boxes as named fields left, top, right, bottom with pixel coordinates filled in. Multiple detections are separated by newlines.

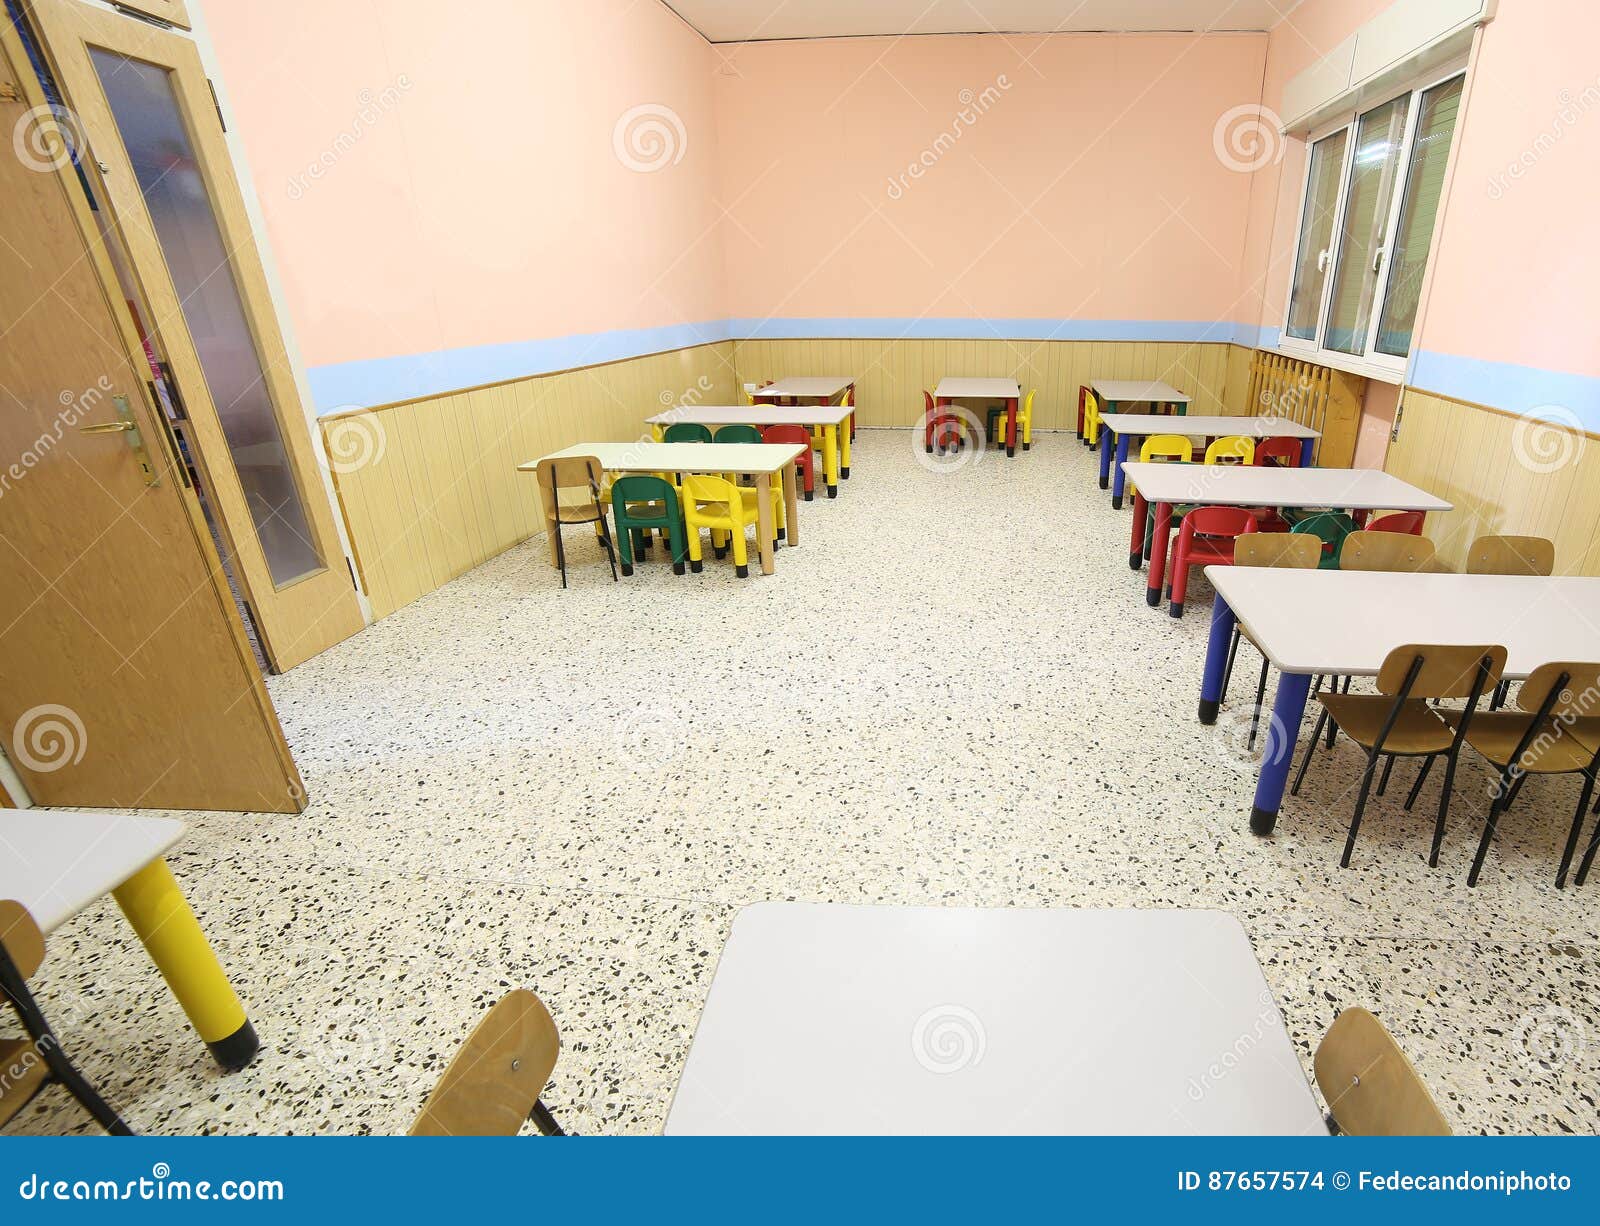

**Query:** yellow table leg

left=821, top=425, right=840, bottom=498
left=111, top=859, right=257, bottom=1071
left=839, top=414, right=852, bottom=479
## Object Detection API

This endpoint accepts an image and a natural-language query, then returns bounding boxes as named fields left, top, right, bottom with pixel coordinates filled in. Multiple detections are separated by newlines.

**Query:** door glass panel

left=1323, top=95, right=1410, bottom=355
left=1376, top=76, right=1463, bottom=357
left=1284, top=129, right=1348, bottom=342
left=90, top=49, right=324, bottom=586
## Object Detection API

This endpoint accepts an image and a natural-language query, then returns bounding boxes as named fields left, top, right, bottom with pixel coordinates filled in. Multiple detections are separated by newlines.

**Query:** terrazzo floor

left=10, top=430, right=1599, bottom=1135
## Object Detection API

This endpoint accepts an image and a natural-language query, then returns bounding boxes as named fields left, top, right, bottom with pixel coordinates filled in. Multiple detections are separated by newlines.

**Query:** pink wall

left=713, top=33, right=1268, bottom=328
left=200, top=0, right=727, bottom=373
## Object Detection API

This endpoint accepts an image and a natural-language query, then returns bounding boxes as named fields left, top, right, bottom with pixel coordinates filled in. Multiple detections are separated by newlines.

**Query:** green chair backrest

left=713, top=424, right=763, bottom=444
left=1291, top=511, right=1356, bottom=570
left=611, top=474, right=677, bottom=519
left=663, top=422, right=712, bottom=443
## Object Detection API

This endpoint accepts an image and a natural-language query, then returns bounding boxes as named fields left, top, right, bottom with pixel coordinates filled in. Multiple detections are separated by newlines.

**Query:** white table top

left=935, top=377, right=1020, bottom=399
left=646, top=404, right=852, bottom=428
left=1207, top=570, right=1600, bottom=679
left=1100, top=413, right=1319, bottom=440
left=1120, top=462, right=1451, bottom=512
left=0, top=810, right=185, bottom=934
left=665, top=903, right=1325, bottom=1136
left=1092, top=379, right=1192, bottom=403
left=525, top=441, right=804, bottom=476
left=750, top=377, right=854, bottom=399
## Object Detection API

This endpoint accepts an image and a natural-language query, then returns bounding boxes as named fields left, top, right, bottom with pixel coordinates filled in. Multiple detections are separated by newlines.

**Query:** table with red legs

left=933, top=377, right=1021, bottom=456
left=750, top=377, right=856, bottom=494
left=1120, top=462, right=1453, bottom=616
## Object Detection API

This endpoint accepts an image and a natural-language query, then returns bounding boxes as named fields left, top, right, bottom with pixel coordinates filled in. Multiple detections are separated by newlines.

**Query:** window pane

left=1284, top=129, right=1349, bottom=342
left=91, top=50, right=325, bottom=587
left=1323, top=95, right=1411, bottom=355
left=1376, top=76, right=1464, bottom=357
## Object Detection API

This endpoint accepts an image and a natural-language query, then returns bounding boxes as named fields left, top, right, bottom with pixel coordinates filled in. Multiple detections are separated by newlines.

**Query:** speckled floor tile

left=9, top=431, right=1598, bottom=1135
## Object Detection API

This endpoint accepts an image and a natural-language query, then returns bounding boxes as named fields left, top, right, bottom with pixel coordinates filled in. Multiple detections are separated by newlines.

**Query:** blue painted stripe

left=728, top=316, right=1251, bottom=344
left=1409, top=350, right=1600, bottom=429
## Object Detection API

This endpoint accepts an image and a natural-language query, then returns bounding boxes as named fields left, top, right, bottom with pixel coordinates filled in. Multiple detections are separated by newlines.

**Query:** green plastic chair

left=611, top=475, right=686, bottom=576
left=663, top=422, right=711, bottom=443
left=713, top=424, right=763, bottom=444
left=1291, top=511, right=1356, bottom=570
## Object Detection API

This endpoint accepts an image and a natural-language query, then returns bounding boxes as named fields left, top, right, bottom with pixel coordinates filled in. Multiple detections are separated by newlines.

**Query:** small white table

left=1196, top=570, right=1600, bottom=835
left=750, top=377, right=854, bottom=402
left=1085, top=378, right=1192, bottom=448
left=1121, top=463, right=1453, bottom=616
left=524, top=441, right=804, bottom=576
left=666, top=903, right=1325, bottom=1136
left=646, top=404, right=853, bottom=498
left=0, top=810, right=257, bottom=1069
left=1098, top=414, right=1322, bottom=505
left=934, top=377, right=1023, bottom=456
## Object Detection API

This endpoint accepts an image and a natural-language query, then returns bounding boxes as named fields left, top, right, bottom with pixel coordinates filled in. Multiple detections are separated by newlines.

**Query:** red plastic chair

left=923, top=390, right=960, bottom=453
left=1254, top=436, right=1304, bottom=467
left=761, top=424, right=816, bottom=500
left=1367, top=510, right=1425, bottom=535
left=1075, top=385, right=1088, bottom=440
left=1169, top=506, right=1258, bottom=618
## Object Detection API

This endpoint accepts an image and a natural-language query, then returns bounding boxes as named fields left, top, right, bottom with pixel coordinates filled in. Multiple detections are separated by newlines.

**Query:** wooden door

left=26, top=0, right=365, bottom=671
left=0, top=24, right=303, bottom=813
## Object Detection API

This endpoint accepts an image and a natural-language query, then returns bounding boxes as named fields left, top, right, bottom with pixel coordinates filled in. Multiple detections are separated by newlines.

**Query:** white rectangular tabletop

left=750, top=377, right=854, bottom=399
left=525, top=441, right=804, bottom=476
left=1100, top=413, right=1319, bottom=440
left=665, top=903, right=1324, bottom=1136
left=1093, top=379, right=1192, bottom=403
left=1207, top=570, right=1600, bottom=679
left=1120, top=462, right=1451, bottom=512
left=0, top=810, right=185, bottom=934
left=645, top=404, right=852, bottom=428
left=935, top=377, right=1020, bottom=399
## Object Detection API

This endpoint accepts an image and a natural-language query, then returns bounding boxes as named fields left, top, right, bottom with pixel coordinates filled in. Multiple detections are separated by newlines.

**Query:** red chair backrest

left=1187, top=506, right=1259, bottom=538
left=1254, top=436, right=1302, bottom=467
left=762, top=424, right=810, bottom=446
left=1368, top=510, right=1424, bottom=535
left=923, top=389, right=935, bottom=415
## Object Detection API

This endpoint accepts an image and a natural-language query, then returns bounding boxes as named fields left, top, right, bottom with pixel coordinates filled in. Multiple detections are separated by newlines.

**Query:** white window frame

left=1278, top=60, right=1468, bottom=381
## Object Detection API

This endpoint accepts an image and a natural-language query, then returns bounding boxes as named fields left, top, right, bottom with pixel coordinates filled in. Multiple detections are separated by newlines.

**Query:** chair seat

left=1183, top=537, right=1238, bottom=564
left=1449, top=712, right=1600, bottom=773
left=1317, top=694, right=1456, bottom=754
left=549, top=503, right=605, bottom=525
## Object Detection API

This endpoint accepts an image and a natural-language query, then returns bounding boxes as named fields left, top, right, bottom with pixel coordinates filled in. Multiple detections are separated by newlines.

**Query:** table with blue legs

left=1195, top=568, right=1600, bottom=836
left=1099, top=414, right=1321, bottom=510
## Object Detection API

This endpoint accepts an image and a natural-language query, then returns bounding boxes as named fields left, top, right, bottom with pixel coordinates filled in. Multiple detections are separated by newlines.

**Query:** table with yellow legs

left=751, top=378, right=856, bottom=495
left=648, top=399, right=855, bottom=499
left=0, top=810, right=257, bottom=1070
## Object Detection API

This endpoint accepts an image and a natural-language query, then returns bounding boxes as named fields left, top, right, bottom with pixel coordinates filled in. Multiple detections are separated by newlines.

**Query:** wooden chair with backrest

left=1292, top=644, right=1505, bottom=870
left=1458, top=661, right=1600, bottom=888
left=410, top=989, right=566, bottom=1137
left=0, top=900, right=132, bottom=1135
left=1315, top=1007, right=1450, bottom=1135
left=1466, top=535, right=1556, bottom=709
left=535, top=456, right=618, bottom=589
left=1220, top=533, right=1322, bottom=751
left=1338, top=530, right=1438, bottom=573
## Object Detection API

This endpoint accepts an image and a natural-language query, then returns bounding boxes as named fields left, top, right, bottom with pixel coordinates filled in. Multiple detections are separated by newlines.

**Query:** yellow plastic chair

left=1083, top=387, right=1103, bottom=448
left=1205, top=434, right=1255, bottom=466
left=1140, top=434, right=1193, bottom=464
left=1017, top=388, right=1036, bottom=450
left=683, top=474, right=760, bottom=577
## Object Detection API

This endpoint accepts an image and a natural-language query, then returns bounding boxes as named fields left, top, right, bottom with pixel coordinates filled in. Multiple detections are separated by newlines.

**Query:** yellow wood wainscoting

left=1385, top=388, right=1600, bottom=575
left=320, top=342, right=738, bottom=619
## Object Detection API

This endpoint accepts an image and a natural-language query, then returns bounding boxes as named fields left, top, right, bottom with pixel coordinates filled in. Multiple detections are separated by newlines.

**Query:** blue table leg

left=1199, top=595, right=1235, bottom=724
left=1099, top=426, right=1113, bottom=490
left=1250, top=671, right=1312, bottom=836
left=1299, top=437, right=1316, bottom=467
left=1111, top=432, right=1131, bottom=509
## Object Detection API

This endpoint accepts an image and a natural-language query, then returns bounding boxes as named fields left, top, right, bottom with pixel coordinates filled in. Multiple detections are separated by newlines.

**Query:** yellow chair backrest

left=1314, top=1007, right=1450, bottom=1135
left=1021, top=388, right=1036, bottom=418
left=684, top=472, right=741, bottom=510
left=1085, top=387, right=1100, bottom=423
left=410, top=989, right=560, bottom=1137
left=1140, top=433, right=1193, bottom=463
left=1205, top=434, right=1255, bottom=466
left=1465, top=534, right=1555, bottom=576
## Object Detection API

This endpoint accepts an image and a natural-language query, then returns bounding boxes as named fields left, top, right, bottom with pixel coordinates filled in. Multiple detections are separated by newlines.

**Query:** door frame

left=23, top=0, right=367, bottom=672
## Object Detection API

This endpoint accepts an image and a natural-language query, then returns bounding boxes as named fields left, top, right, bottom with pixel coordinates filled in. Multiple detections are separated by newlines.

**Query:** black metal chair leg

left=1341, top=749, right=1382, bottom=868
left=1468, top=778, right=1513, bottom=887
left=1405, top=754, right=1435, bottom=811
left=1376, top=753, right=1397, bottom=797
left=1428, top=752, right=1458, bottom=868
left=1292, top=707, right=1330, bottom=796
left=553, top=522, right=567, bottom=589
left=1247, top=657, right=1270, bottom=751
left=1555, top=770, right=1596, bottom=887
left=529, top=1098, right=567, bottom=1136
left=1575, top=811, right=1600, bottom=885
left=1490, top=679, right=1509, bottom=710
left=596, top=515, right=619, bottom=583
left=1221, top=626, right=1242, bottom=701
left=1504, top=769, right=1529, bottom=810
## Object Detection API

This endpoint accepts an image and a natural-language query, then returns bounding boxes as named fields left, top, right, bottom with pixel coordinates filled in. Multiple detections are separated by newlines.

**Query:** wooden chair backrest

left=1339, top=530, right=1436, bottom=573
left=1233, top=533, right=1320, bottom=570
left=1465, top=534, right=1555, bottom=577
left=1314, top=1007, right=1450, bottom=1136
left=1515, top=662, right=1600, bottom=720
left=1375, top=643, right=1506, bottom=700
left=410, top=989, right=560, bottom=1137
left=0, top=900, right=44, bottom=978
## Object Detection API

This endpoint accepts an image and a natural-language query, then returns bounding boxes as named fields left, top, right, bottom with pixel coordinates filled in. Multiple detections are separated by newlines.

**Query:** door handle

left=78, top=420, right=136, bottom=434
left=77, top=395, right=160, bottom=487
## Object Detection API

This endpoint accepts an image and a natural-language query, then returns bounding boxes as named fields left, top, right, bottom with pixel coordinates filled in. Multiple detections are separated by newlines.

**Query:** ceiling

left=665, top=1, right=1303, bottom=43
